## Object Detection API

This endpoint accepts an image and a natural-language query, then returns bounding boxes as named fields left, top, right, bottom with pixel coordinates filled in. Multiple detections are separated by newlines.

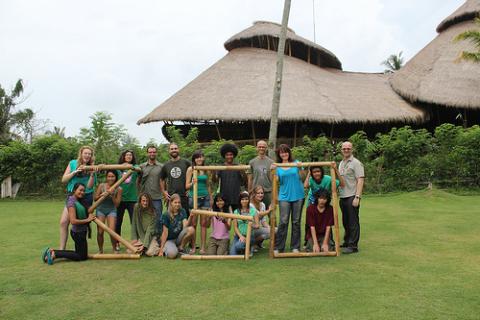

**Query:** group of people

left=42, top=139, right=364, bottom=264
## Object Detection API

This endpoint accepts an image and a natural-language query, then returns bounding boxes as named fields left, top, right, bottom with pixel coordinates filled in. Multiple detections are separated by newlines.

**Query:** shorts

left=189, top=195, right=211, bottom=209
left=96, top=209, right=117, bottom=218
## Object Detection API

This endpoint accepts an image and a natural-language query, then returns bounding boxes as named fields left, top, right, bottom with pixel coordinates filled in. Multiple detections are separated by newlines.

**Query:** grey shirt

left=339, top=155, right=364, bottom=198
left=249, top=156, right=274, bottom=192
left=139, top=161, right=163, bottom=200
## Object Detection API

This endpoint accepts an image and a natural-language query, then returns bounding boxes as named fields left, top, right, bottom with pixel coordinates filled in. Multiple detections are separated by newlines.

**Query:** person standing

left=214, top=143, right=246, bottom=212
left=138, top=146, right=163, bottom=217
left=115, top=149, right=141, bottom=251
left=272, top=144, right=305, bottom=253
left=248, top=140, right=274, bottom=209
left=160, top=143, right=191, bottom=216
left=338, top=141, right=364, bottom=254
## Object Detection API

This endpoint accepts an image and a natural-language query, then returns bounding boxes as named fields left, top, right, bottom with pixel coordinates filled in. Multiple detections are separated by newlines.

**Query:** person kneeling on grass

left=305, top=189, right=335, bottom=253
left=230, top=191, right=258, bottom=256
left=42, top=183, right=96, bottom=264
left=156, top=194, right=195, bottom=259
left=130, top=192, right=157, bottom=254
left=250, top=185, right=276, bottom=252
left=206, top=193, right=231, bottom=255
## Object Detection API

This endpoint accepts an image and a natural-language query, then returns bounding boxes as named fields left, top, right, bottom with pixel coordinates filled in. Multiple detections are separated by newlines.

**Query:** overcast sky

left=0, top=0, right=464, bottom=144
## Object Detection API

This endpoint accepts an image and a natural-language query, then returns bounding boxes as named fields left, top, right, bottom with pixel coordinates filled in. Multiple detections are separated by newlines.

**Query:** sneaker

left=342, top=247, right=359, bottom=254
left=292, top=249, right=300, bottom=253
left=340, top=243, right=348, bottom=248
left=273, top=250, right=279, bottom=255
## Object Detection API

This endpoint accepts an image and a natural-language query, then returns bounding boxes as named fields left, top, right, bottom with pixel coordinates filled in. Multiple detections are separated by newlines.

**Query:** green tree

left=381, top=51, right=404, bottom=73
left=454, top=17, right=480, bottom=62
left=78, top=111, right=127, bottom=164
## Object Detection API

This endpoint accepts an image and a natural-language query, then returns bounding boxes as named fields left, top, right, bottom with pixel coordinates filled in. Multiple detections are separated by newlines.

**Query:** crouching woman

left=42, top=183, right=95, bottom=264
left=157, top=194, right=195, bottom=259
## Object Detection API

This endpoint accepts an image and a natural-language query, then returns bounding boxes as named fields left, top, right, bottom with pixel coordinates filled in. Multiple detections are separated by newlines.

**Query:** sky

left=0, top=0, right=465, bottom=144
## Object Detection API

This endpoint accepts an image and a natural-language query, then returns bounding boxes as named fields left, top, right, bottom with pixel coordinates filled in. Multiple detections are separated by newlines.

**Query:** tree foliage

left=381, top=51, right=404, bottom=73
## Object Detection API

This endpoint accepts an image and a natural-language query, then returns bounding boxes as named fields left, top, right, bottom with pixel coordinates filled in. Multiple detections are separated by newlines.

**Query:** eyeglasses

left=341, top=148, right=352, bottom=151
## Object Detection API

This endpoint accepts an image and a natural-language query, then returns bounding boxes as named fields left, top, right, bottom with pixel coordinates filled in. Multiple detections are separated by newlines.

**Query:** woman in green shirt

left=185, top=150, right=213, bottom=255
left=115, top=150, right=141, bottom=251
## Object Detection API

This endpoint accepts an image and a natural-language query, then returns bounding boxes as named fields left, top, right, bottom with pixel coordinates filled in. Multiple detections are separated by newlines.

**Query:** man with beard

left=138, top=146, right=163, bottom=216
left=160, top=143, right=191, bottom=216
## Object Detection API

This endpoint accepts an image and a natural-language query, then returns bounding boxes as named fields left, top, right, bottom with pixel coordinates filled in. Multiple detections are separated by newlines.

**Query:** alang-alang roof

left=390, top=0, right=480, bottom=109
left=137, top=21, right=425, bottom=126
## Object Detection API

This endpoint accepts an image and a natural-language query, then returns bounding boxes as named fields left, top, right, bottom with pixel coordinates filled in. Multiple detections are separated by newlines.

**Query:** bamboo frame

left=270, top=161, right=341, bottom=258
left=89, top=170, right=132, bottom=213
left=187, top=165, right=254, bottom=261
left=88, top=253, right=141, bottom=259
left=93, top=218, right=138, bottom=253
left=181, top=255, right=245, bottom=260
left=83, top=164, right=133, bottom=171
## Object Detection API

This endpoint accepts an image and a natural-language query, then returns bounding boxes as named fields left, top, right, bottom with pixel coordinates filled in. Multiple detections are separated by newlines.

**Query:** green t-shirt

left=118, top=167, right=139, bottom=202
left=188, top=173, right=209, bottom=198
left=234, top=207, right=256, bottom=236
left=307, top=175, right=339, bottom=204
left=66, top=160, right=96, bottom=194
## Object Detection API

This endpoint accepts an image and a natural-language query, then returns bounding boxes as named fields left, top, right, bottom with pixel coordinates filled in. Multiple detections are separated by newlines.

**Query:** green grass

left=1, top=189, right=479, bottom=319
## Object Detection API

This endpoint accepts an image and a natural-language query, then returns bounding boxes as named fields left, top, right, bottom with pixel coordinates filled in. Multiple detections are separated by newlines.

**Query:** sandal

left=46, top=249, right=54, bottom=265
left=41, top=247, right=50, bottom=264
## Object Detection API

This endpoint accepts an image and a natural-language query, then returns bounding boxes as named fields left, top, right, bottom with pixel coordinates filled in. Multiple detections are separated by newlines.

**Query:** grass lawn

left=1, top=189, right=479, bottom=320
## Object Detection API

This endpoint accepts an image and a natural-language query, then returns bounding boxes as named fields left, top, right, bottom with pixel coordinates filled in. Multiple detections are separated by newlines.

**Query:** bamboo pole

left=194, top=165, right=250, bottom=171
left=93, top=218, right=138, bottom=253
left=83, top=164, right=133, bottom=171
left=274, top=251, right=337, bottom=258
left=245, top=221, right=252, bottom=261
left=330, top=166, right=341, bottom=257
left=89, top=170, right=133, bottom=213
left=269, top=171, right=278, bottom=258
left=180, top=255, right=245, bottom=260
left=88, top=253, right=141, bottom=259
left=191, top=209, right=253, bottom=222
left=276, top=162, right=334, bottom=168
left=193, top=168, right=198, bottom=210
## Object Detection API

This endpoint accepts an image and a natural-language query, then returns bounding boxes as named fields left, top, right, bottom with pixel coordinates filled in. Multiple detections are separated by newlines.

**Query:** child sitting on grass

left=230, top=191, right=258, bottom=256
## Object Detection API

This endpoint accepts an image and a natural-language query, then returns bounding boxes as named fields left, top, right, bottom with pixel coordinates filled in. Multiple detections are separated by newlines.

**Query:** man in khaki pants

left=338, top=141, right=364, bottom=254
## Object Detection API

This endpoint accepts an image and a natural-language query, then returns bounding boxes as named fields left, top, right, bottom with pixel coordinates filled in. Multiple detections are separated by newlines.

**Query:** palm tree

left=454, top=17, right=480, bottom=63
left=381, top=51, right=404, bottom=73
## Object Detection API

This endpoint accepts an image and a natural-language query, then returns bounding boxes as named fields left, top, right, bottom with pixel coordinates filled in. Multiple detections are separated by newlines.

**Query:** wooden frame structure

left=270, top=161, right=341, bottom=259
left=181, top=165, right=253, bottom=261
left=83, top=166, right=140, bottom=259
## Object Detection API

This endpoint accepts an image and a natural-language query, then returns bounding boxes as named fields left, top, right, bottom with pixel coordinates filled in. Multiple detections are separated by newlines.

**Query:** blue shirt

left=276, top=165, right=304, bottom=202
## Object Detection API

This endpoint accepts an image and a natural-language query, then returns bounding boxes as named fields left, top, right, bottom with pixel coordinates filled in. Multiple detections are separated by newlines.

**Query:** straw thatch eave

left=436, top=0, right=480, bottom=33
left=224, top=21, right=342, bottom=70
left=137, top=47, right=425, bottom=126
left=390, top=20, right=480, bottom=110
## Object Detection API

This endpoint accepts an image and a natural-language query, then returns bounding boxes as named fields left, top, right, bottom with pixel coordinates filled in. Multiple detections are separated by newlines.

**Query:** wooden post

left=191, top=209, right=253, bottom=222
left=215, top=122, right=222, bottom=140
left=267, top=0, right=292, bottom=158
left=269, top=171, right=278, bottom=258
left=194, top=165, right=250, bottom=171
left=330, top=164, right=341, bottom=256
left=88, top=253, right=141, bottom=259
left=274, top=251, right=337, bottom=258
left=251, top=121, right=257, bottom=146
left=83, top=164, right=133, bottom=171
left=245, top=221, right=252, bottom=261
left=181, top=255, right=244, bottom=260
left=193, top=168, right=198, bottom=210
left=89, top=170, right=133, bottom=213
left=93, top=218, right=138, bottom=253
left=293, top=122, right=297, bottom=147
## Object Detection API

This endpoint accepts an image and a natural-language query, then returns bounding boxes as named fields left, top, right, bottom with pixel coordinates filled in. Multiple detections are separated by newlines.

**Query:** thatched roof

left=137, top=47, right=425, bottom=125
left=224, top=21, right=342, bottom=70
left=391, top=13, right=480, bottom=109
left=436, top=0, right=480, bottom=33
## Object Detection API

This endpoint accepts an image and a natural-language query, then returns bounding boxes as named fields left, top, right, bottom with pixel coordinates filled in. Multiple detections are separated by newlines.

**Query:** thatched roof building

left=390, top=0, right=480, bottom=125
left=138, top=2, right=480, bottom=143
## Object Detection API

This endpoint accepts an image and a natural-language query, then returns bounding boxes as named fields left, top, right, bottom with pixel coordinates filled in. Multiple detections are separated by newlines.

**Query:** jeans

left=275, top=199, right=304, bottom=251
left=188, top=195, right=211, bottom=209
left=115, top=201, right=135, bottom=237
left=54, top=230, right=88, bottom=261
left=152, top=199, right=163, bottom=217
left=340, top=196, right=360, bottom=249
left=230, top=235, right=254, bottom=255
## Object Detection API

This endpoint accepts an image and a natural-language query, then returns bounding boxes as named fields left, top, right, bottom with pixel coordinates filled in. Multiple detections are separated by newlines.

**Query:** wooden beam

left=194, top=165, right=250, bottom=171
left=245, top=221, right=252, bottom=261
left=83, top=164, right=133, bottom=171
left=269, top=172, right=278, bottom=258
left=274, top=251, right=337, bottom=258
left=92, top=218, right=138, bottom=253
left=276, top=162, right=334, bottom=168
left=88, top=253, right=141, bottom=259
left=330, top=166, right=341, bottom=257
left=251, top=121, right=257, bottom=146
left=191, top=209, right=254, bottom=222
left=89, top=170, right=133, bottom=213
left=181, top=255, right=244, bottom=260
